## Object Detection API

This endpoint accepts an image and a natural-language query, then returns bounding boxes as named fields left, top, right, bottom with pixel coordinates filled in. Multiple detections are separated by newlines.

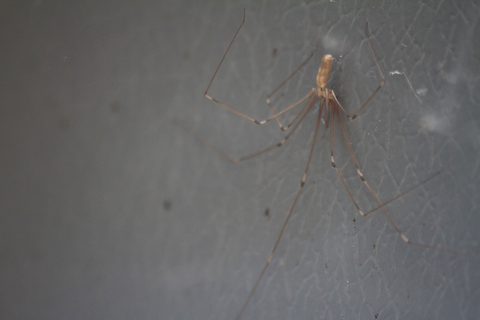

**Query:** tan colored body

left=316, top=54, right=334, bottom=91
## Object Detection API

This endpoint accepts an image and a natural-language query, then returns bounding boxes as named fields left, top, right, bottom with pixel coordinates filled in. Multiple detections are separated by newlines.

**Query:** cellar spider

left=200, top=9, right=455, bottom=320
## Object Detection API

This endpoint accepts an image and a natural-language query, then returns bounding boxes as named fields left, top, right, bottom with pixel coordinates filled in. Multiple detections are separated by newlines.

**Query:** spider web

left=0, top=1, right=479, bottom=320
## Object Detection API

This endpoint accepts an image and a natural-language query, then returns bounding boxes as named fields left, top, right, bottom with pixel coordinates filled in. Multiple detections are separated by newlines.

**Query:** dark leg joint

left=300, top=181, right=305, bottom=187
left=331, top=162, right=336, bottom=168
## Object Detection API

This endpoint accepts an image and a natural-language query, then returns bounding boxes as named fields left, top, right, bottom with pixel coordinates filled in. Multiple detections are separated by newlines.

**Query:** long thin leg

left=204, top=8, right=246, bottom=113
left=260, top=89, right=316, bottom=125
left=172, top=94, right=316, bottom=165
left=338, top=22, right=386, bottom=121
left=335, top=107, right=404, bottom=226
left=330, top=108, right=413, bottom=244
left=265, top=49, right=316, bottom=129
left=205, top=9, right=311, bottom=126
left=170, top=119, right=238, bottom=162
left=362, top=171, right=443, bottom=216
left=236, top=96, right=322, bottom=320
left=280, top=91, right=316, bottom=132
left=234, top=95, right=317, bottom=162
left=362, top=170, right=476, bottom=257
left=328, top=98, right=366, bottom=215
left=335, top=107, right=464, bottom=254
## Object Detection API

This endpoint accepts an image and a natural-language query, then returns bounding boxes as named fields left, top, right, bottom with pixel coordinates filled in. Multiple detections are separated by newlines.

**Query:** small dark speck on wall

left=271, top=47, right=277, bottom=58
left=163, top=200, right=172, bottom=211
left=264, top=207, right=270, bottom=218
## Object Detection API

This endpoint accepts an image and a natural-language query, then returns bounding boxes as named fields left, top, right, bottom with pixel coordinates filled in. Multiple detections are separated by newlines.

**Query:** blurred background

left=1, top=1, right=479, bottom=319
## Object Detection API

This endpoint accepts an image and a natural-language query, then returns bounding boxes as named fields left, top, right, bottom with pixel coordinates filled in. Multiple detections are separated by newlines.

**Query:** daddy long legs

left=200, top=9, right=456, bottom=320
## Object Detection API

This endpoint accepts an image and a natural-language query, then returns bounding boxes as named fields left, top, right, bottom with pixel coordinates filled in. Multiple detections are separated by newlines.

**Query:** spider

left=199, top=9, right=450, bottom=319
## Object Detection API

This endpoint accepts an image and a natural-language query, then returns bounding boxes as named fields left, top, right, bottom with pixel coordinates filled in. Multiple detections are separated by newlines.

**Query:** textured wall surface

left=1, top=1, right=479, bottom=319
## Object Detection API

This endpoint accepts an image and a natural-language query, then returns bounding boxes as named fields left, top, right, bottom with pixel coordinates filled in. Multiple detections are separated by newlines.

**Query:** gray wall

left=1, top=1, right=479, bottom=319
